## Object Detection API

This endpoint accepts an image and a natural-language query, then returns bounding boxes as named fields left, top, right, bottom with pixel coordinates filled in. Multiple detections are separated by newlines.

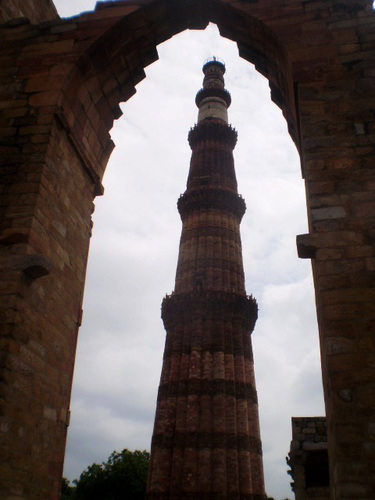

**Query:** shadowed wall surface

left=0, top=0, right=375, bottom=498
left=0, top=0, right=58, bottom=24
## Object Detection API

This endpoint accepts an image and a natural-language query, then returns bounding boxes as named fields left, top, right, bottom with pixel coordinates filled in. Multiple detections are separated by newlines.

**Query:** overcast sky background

left=54, top=1, right=326, bottom=498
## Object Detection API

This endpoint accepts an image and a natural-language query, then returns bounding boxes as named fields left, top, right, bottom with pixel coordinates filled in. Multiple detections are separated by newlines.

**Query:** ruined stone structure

left=147, top=59, right=265, bottom=499
left=287, top=417, right=330, bottom=500
left=1, top=0, right=375, bottom=499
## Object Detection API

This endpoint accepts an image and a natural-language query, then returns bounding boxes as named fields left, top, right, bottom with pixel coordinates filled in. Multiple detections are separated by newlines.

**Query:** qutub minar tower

left=147, top=59, right=266, bottom=500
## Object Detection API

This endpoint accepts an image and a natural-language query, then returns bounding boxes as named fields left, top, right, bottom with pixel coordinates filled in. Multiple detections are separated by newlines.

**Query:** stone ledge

left=0, top=253, right=51, bottom=279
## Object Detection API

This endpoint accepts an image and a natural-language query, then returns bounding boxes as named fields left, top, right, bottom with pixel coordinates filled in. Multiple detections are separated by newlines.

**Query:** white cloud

left=52, top=3, right=325, bottom=498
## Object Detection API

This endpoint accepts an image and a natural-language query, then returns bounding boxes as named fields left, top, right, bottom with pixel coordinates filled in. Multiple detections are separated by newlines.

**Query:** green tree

left=74, top=449, right=150, bottom=500
left=61, top=477, right=76, bottom=499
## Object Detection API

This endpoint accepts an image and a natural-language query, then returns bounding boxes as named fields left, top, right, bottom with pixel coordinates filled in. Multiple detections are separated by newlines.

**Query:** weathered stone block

left=311, top=206, right=346, bottom=221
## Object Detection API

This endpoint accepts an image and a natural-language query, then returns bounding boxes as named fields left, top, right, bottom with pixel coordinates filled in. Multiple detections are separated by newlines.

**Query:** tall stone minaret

left=147, top=58, right=266, bottom=500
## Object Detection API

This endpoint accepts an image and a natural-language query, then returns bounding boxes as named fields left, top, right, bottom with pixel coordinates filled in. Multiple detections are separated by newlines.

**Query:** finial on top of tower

left=202, top=56, right=226, bottom=74
left=196, top=56, right=231, bottom=123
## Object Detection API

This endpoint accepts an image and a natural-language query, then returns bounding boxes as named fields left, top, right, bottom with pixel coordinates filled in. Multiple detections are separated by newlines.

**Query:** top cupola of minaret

left=195, top=57, right=232, bottom=124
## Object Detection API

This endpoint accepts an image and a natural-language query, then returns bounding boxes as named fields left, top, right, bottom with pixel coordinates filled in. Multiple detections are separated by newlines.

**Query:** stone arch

left=59, top=0, right=299, bottom=193
left=1, top=1, right=375, bottom=499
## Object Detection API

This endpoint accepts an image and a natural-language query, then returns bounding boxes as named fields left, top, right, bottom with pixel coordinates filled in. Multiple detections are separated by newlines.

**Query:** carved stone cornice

left=195, top=87, right=232, bottom=108
left=161, top=290, right=258, bottom=331
left=157, top=380, right=258, bottom=403
left=151, top=431, right=263, bottom=455
left=177, top=188, right=246, bottom=222
left=188, top=121, right=237, bottom=149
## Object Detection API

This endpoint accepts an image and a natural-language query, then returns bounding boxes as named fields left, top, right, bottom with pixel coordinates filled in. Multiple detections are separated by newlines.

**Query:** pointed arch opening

left=2, top=1, right=375, bottom=498
left=62, top=15, right=323, bottom=498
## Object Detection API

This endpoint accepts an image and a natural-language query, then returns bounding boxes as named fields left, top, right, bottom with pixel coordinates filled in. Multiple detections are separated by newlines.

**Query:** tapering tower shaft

left=147, top=59, right=266, bottom=500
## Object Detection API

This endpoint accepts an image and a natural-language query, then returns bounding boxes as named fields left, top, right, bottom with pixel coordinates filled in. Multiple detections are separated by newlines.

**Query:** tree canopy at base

left=63, top=449, right=150, bottom=500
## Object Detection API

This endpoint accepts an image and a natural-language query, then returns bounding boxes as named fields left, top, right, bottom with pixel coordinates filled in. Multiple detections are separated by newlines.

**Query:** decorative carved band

left=195, top=87, right=232, bottom=108
left=175, top=257, right=244, bottom=276
left=157, top=380, right=258, bottom=403
left=177, top=188, right=246, bottom=222
left=188, top=122, right=237, bottom=149
left=163, top=337, right=254, bottom=360
left=152, top=431, right=263, bottom=455
left=179, top=225, right=242, bottom=245
left=161, top=291, right=258, bottom=331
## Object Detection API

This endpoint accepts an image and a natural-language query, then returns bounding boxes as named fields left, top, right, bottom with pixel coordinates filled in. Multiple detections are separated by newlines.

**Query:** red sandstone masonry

left=147, top=60, right=264, bottom=498
left=1, top=0, right=375, bottom=499
left=0, top=0, right=58, bottom=23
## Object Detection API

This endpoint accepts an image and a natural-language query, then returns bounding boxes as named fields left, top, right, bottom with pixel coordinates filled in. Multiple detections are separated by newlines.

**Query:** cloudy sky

left=54, top=1, right=325, bottom=498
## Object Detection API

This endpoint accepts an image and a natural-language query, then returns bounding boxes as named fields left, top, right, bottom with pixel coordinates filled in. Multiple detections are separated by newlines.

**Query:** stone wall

left=0, top=103, right=95, bottom=500
left=1, top=1, right=375, bottom=499
left=0, top=0, right=58, bottom=24
left=288, top=417, right=330, bottom=500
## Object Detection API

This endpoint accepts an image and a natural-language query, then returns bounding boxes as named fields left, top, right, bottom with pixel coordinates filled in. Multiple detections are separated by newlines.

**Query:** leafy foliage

left=73, top=449, right=150, bottom=500
left=61, top=477, right=76, bottom=499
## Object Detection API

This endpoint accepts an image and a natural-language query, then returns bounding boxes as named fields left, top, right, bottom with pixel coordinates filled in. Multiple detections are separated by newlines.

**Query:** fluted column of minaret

left=175, top=122, right=245, bottom=295
left=147, top=59, right=266, bottom=500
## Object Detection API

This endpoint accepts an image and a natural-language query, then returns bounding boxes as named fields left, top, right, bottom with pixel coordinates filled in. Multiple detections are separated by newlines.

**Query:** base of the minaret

left=147, top=291, right=266, bottom=500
